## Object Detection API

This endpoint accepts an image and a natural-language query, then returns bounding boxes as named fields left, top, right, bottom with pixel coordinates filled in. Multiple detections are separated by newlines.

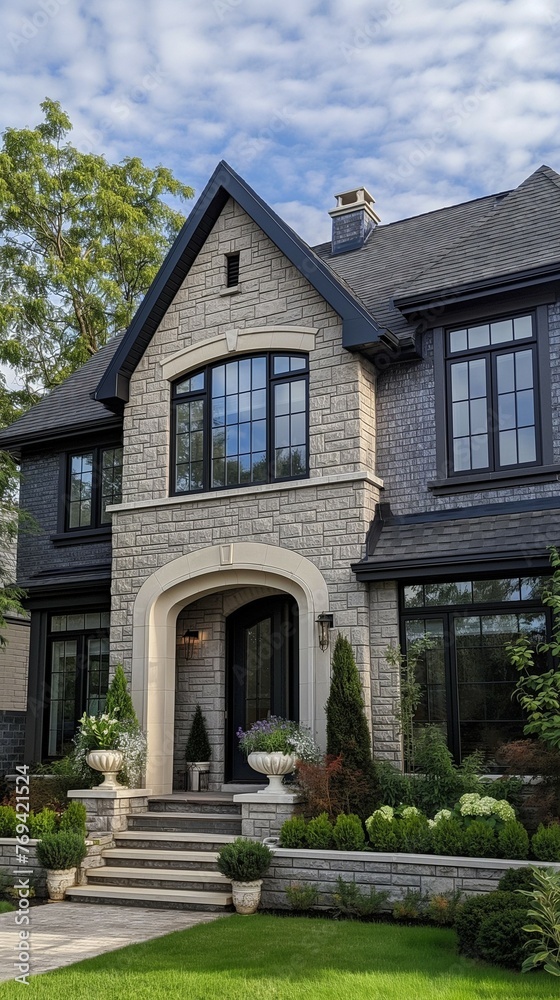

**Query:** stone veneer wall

left=262, top=848, right=560, bottom=910
left=0, top=712, right=26, bottom=776
left=0, top=840, right=46, bottom=898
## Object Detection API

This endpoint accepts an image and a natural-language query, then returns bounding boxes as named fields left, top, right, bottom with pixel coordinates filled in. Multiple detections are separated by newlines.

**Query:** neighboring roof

left=0, top=334, right=124, bottom=452
left=94, top=160, right=391, bottom=410
left=352, top=498, right=560, bottom=581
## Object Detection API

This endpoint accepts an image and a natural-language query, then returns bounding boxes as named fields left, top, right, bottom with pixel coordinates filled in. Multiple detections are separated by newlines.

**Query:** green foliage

left=332, top=876, right=389, bottom=918
left=426, top=890, right=463, bottom=926
left=455, top=891, right=521, bottom=956
left=28, top=807, right=58, bottom=839
left=431, top=817, right=465, bottom=857
left=387, top=636, right=435, bottom=771
left=185, top=704, right=211, bottom=762
left=332, top=813, right=365, bottom=852
left=36, top=831, right=86, bottom=870
left=497, top=819, right=529, bottom=860
left=0, top=805, right=17, bottom=837
left=411, top=726, right=484, bottom=814
left=519, top=867, right=560, bottom=976
left=373, top=760, right=413, bottom=807
left=498, top=867, right=540, bottom=892
left=0, top=900, right=15, bottom=913
left=476, top=908, right=530, bottom=970
left=462, top=819, right=497, bottom=858
left=394, top=812, right=432, bottom=854
left=507, top=546, right=560, bottom=749
left=325, top=634, right=378, bottom=817
left=0, top=98, right=193, bottom=406
left=305, top=812, right=334, bottom=850
left=216, top=838, right=272, bottom=882
left=0, top=450, right=28, bottom=638
left=105, top=664, right=138, bottom=727
left=279, top=816, right=308, bottom=849
left=59, top=801, right=87, bottom=837
left=531, top=822, right=560, bottom=861
left=285, top=882, right=319, bottom=912
left=365, top=812, right=398, bottom=852
left=392, top=889, right=428, bottom=921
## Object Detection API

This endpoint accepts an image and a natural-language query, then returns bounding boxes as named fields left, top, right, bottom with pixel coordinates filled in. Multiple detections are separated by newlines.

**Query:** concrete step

left=66, top=884, right=233, bottom=912
left=149, top=794, right=241, bottom=816
left=114, top=830, right=236, bottom=852
left=128, top=812, right=242, bottom=835
left=87, top=866, right=229, bottom=893
left=103, top=847, right=220, bottom=871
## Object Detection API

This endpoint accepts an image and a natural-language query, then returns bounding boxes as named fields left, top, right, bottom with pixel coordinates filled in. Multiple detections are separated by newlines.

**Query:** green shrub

left=373, top=760, right=413, bottom=807
left=411, top=727, right=484, bottom=814
left=305, top=812, right=333, bottom=850
left=392, top=889, right=428, bottom=921
left=455, top=891, right=520, bottom=956
left=0, top=901, right=15, bottom=913
left=462, top=819, right=497, bottom=858
left=279, top=816, right=307, bottom=849
left=496, top=819, right=529, bottom=860
left=28, top=808, right=58, bottom=839
left=498, top=866, right=540, bottom=892
left=394, top=812, right=432, bottom=854
left=36, top=832, right=86, bottom=870
left=185, top=704, right=211, bottom=762
left=519, top=867, right=560, bottom=976
left=426, top=890, right=463, bottom=926
left=431, top=817, right=465, bottom=856
left=285, top=882, right=319, bottom=912
left=59, top=801, right=87, bottom=837
left=216, top=838, right=272, bottom=881
left=532, top=822, right=560, bottom=861
left=476, top=908, right=530, bottom=970
left=105, top=663, right=139, bottom=726
left=0, top=805, right=17, bottom=837
left=365, top=812, right=398, bottom=852
left=332, top=813, right=365, bottom=851
left=332, top=876, right=389, bottom=918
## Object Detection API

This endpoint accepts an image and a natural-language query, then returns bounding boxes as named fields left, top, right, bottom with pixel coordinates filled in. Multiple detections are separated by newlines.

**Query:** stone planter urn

left=46, top=867, right=77, bottom=901
left=231, top=878, right=263, bottom=915
left=186, top=761, right=210, bottom=792
left=247, top=751, right=296, bottom=792
left=86, top=749, right=124, bottom=789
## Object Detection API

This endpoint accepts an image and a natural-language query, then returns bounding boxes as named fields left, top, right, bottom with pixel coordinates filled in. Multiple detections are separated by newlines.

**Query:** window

left=45, top=611, right=110, bottom=757
left=171, top=353, right=308, bottom=494
left=446, top=312, right=539, bottom=474
left=66, top=445, right=123, bottom=530
left=400, top=576, right=550, bottom=767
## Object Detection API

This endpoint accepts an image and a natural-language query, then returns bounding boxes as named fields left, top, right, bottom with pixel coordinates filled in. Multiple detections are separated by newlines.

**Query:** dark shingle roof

left=0, top=334, right=124, bottom=451
left=352, top=499, right=560, bottom=580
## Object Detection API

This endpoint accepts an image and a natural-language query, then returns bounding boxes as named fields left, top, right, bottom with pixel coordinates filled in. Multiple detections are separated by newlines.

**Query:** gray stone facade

left=0, top=712, right=26, bottom=775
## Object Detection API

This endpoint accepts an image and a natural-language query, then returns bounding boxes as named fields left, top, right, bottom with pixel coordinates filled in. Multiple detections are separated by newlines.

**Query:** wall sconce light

left=183, top=629, right=200, bottom=659
left=316, top=612, right=334, bottom=652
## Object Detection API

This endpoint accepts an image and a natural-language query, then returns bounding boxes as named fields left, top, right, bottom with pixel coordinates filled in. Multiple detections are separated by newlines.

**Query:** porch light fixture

left=182, top=629, right=200, bottom=659
left=316, top=612, right=334, bottom=651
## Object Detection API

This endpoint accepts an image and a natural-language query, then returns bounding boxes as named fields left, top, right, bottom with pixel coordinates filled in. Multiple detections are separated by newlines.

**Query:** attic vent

left=329, top=187, right=380, bottom=255
left=226, top=252, right=240, bottom=287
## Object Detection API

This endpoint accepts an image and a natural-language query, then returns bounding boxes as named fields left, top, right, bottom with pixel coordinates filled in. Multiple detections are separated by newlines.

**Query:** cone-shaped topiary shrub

left=105, top=664, right=138, bottom=728
left=185, top=704, right=212, bottom=762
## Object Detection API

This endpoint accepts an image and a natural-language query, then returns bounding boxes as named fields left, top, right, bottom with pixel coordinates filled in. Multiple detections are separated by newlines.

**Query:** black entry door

left=226, top=596, right=298, bottom=782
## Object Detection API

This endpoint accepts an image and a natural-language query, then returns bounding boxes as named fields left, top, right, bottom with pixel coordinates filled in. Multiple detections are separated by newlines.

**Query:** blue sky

left=1, top=0, right=560, bottom=245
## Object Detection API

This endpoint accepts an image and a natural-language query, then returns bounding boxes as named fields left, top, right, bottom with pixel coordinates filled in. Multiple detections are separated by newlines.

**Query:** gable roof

left=94, top=160, right=392, bottom=411
left=0, top=334, right=123, bottom=452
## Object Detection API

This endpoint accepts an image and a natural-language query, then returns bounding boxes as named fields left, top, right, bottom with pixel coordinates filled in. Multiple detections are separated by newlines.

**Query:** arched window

left=171, top=353, right=308, bottom=494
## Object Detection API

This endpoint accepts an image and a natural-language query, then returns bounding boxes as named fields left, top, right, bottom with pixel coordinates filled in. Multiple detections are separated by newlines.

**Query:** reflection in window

left=67, top=447, right=122, bottom=530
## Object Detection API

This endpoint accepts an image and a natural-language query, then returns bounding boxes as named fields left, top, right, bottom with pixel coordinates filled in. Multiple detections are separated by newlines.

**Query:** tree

left=0, top=451, right=27, bottom=644
left=325, top=633, right=379, bottom=816
left=185, top=705, right=212, bottom=762
left=0, top=98, right=194, bottom=414
left=105, top=664, right=138, bottom=728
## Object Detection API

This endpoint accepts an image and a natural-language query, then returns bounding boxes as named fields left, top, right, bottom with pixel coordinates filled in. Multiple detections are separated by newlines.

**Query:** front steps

left=66, top=793, right=242, bottom=912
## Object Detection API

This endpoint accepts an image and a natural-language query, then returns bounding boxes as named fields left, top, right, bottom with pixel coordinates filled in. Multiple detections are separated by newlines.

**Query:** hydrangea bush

left=237, top=717, right=320, bottom=762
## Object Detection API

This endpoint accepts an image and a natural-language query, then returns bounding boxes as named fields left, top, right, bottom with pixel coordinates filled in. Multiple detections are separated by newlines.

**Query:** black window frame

left=63, top=443, right=123, bottom=533
left=399, top=576, right=553, bottom=767
left=170, top=351, right=309, bottom=496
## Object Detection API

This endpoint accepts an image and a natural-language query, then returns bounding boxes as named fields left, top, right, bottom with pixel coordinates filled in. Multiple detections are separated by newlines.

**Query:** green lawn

left=0, top=914, right=558, bottom=1000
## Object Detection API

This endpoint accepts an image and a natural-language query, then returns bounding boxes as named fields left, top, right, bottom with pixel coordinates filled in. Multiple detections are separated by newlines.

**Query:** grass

left=0, top=902, right=14, bottom=914
left=0, top=914, right=558, bottom=999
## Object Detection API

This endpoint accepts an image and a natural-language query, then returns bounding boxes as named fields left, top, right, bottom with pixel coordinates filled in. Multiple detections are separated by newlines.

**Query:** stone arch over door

left=130, top=542, right=331, bottom=794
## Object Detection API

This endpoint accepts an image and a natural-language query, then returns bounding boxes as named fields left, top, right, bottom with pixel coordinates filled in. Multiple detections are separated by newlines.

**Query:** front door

left=226, top=595, right=298, bottom=782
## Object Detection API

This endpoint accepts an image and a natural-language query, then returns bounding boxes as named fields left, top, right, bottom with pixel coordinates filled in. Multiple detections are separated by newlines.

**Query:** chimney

left=329, top=187, right=380, bottom=255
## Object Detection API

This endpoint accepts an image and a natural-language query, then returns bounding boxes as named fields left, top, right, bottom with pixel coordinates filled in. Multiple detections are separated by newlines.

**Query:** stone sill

left=0, top=838, right=38, bottom=846
left=234, top=791, right=301, bottom=804
left=271, top=847, right=560, bottom=869
left=67, top=788, right=151, bottom=800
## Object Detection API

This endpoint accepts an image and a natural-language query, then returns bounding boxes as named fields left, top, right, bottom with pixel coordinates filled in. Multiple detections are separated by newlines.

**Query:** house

left=1, top=161, right=559, bottom=796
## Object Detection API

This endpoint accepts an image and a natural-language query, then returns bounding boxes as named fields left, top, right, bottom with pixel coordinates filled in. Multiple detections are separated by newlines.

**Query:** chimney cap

left=329, top=186, right=380, bottom=224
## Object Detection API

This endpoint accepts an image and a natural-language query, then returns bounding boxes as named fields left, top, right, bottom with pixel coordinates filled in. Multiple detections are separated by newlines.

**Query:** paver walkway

left=0, top=902, right=227, bottom=983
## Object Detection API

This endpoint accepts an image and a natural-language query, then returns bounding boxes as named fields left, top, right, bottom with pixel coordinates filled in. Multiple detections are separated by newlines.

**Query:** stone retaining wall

left=0, top=835, right=113, bottom=897
left=262, top=848, right=560, bottom=910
